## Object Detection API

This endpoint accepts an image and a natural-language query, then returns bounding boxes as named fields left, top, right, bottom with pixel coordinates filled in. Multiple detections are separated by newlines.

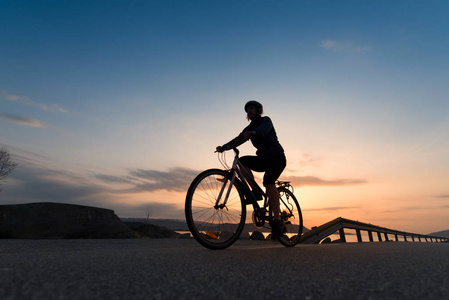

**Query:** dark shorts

left=240, top=154, right=286, bottom=186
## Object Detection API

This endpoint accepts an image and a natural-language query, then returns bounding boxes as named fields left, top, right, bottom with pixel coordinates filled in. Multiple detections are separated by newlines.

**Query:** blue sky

left=1, top=0, right=448, bottom=233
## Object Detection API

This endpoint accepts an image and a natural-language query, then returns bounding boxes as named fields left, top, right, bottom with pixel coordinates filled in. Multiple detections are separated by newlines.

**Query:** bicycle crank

left=252, top=210, right=265, bottom=229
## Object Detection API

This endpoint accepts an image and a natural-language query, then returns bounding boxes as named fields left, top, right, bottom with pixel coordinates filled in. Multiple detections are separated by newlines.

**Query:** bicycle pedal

left=204, top=231, right=219, bottom=239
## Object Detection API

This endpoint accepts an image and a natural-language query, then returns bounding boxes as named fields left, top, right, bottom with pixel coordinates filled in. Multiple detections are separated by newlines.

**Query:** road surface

left=1, top=239, right=448, bottom=299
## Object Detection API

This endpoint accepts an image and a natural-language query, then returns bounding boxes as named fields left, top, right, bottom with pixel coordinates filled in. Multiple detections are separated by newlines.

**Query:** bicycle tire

left=185, top=169, right=246, bottom=250
left=277, top=187, right=303, bottom=247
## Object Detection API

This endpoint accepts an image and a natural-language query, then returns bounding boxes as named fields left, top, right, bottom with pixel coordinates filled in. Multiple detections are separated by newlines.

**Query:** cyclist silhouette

left=216, top=100, right=287, bottom=238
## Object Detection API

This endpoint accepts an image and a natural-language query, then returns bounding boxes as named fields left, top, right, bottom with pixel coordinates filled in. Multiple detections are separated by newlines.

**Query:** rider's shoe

left=269, top=219, right=286, bottom=239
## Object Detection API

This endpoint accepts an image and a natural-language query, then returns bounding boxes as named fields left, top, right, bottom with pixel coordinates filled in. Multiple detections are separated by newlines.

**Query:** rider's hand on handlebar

left=216, top=146, right=225, bottom=153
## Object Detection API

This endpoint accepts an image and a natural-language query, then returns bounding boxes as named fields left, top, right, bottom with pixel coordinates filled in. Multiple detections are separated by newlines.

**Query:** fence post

left=377, top=232, right=383, bottom=242
left=368, top=230, right=374, bottom=242
left=339, top=228, right=346, bottom=243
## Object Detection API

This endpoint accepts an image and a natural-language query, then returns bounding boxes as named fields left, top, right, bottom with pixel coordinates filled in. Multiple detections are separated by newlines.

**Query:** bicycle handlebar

left=214, top=146, right=240, bottom=156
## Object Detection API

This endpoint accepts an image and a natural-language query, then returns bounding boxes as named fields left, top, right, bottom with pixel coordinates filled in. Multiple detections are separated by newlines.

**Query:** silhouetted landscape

left=1, top=202, right=447, bottom=240
left=428, top=229, right=449, bottom=238
left=121, top=217, right=310, bottom=234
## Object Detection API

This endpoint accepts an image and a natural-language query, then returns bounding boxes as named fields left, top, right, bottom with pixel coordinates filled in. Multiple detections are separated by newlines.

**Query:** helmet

left=244, top=100, right=263, bottom=112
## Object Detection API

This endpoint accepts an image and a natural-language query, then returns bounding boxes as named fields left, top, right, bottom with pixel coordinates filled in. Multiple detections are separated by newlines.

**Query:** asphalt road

left=1, top=239, right=448, bottom=300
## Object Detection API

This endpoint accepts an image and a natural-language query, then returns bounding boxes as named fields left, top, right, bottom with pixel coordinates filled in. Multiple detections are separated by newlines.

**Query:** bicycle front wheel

left=185, top=169, right=246, bottom=250
left=277, top=187, right=303, bottom=247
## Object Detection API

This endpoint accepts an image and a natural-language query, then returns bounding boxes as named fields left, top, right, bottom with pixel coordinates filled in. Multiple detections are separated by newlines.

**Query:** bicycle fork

left=214, top=173, right=236, bottom=210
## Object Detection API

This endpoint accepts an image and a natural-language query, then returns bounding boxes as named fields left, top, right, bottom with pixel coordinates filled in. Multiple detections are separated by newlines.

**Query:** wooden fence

left=300, top=217, right=449, bottom=244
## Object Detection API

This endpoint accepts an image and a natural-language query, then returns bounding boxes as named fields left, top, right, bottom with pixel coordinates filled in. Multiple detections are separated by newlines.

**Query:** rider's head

left=244, top=100, right=263, bottom=120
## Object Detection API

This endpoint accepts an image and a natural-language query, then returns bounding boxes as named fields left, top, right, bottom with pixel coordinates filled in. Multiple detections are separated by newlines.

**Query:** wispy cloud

left=1, top=165, right=106, bottom=206
left=285, top=175, right=367, bottom=187
left=437, top=195, right=449, bottom=198
left=382, top=206, right=433, bottom=213
left=0, top=155, right=368, bottom=220
left=96, top=168, right=366, bottom=191
left=0, top=161, right=191, bottom=218
left=304, top=206, right=359, bottom=212
left=129, top=167, right=198, bottom=192
left=321, top=40, right=370, bottom=53
left=94, top=167, right=200, bottom=193
left=1, top=89, right=67, bottom=112
left=0, top=113, right=44, bottom=127
left=298, top=154, right=322, bottom=168
left=93, top=174, right=136, bottom=185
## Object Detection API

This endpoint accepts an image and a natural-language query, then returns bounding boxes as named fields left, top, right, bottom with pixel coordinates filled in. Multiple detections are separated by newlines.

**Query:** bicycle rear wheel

left=185, top=169, right=246, bottom=250
left=277, top=187, right=303, bottom=247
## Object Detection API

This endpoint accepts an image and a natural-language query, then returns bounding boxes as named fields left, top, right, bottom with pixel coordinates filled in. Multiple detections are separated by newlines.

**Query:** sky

left=1, top=0, right=448, bottom=234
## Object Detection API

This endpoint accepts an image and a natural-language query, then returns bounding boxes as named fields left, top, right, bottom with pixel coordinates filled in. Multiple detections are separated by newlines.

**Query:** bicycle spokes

left=185, top=169, right=246, bottom=250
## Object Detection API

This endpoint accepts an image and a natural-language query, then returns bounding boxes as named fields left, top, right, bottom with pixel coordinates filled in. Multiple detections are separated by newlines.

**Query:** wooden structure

left=300, top=217, right=449, bottom=244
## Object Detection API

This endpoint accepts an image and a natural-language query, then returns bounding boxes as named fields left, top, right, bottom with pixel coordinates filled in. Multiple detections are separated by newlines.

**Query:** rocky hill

left=0, top=202, right=136, bottom=239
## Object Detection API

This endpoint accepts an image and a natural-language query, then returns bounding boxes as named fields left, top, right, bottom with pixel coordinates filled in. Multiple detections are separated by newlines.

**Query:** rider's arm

left=252, top=117, right=273, bottom=137
left=217, top=133, right=246, bottom=152
left=216, top=122, right=257, bottom=152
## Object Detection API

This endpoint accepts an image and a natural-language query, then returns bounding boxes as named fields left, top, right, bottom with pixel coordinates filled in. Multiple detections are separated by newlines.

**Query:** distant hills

left=122, top=218, right=448, bottom=238
left=121, top=218, right=310, bottom=234
left=428, top=229, right=449, bottom=238
left=121, top=218, right=189, bottom=231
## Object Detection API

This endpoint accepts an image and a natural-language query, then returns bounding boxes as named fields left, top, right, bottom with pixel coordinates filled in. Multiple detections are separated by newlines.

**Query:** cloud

left=321, top=40, right=370, bottom=52
left=0, top=150, right=196, bottom=218
left=0, top=154, right=368, bottom=220
left=0, top=113, right=45, bottom=127
left=321, top=40, right=337, bottom=50
left=0, top=163, right=189, bottom=219
left=298, top=154, right=322, bottom=168
left=285, top=175, right=367, bottom=187
left=127, top=167, right=200, bottom=192
left=1, top=88, right=67, bottom=112
left=437, top=195, right=449, bottom=198
left=0, top=165, right=107, bottom=206
left=93, top=174, right=135, bottom=185
left=94, top=167, right=200, bottom=193
left=304, top=206, right=359, bottom=212
left=382, top=206, right=430, bottom=213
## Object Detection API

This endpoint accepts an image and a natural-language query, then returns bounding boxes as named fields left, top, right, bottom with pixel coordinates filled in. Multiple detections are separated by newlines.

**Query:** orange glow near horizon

left=113, top=173, right=447, bottom=235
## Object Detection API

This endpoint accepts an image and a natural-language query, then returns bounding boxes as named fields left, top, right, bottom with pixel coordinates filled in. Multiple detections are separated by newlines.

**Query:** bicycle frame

left=215, top=148, right=269, bottom=219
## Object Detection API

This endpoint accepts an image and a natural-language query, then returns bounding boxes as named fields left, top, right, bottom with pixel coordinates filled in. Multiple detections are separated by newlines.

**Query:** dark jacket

left=223, top=116, right=284, bottom=158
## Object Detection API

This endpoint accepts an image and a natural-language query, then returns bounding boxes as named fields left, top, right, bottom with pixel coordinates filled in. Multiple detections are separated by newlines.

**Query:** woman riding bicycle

left=216, top=100, right=287, bottom=238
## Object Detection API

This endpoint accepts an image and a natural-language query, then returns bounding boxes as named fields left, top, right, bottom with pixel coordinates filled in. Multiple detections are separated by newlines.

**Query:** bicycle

left=185, top=148, right=303, bottom=250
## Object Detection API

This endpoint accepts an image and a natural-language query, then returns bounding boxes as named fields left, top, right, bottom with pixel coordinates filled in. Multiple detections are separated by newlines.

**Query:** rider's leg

left=266, top=183, right=281, bottom=221
left=239, top=156, right=264, bottom=191
left=239, top=166, right=256, bottom=189
left=264, top=154, right=286, bottom=222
